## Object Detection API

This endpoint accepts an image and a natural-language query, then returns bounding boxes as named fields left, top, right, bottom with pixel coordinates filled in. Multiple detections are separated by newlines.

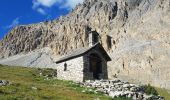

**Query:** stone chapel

left=55, top=30, right=111, bottom=82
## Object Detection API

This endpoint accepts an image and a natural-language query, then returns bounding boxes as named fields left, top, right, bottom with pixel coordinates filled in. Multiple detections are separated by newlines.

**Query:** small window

left=64, top=63, right=67, bottom=71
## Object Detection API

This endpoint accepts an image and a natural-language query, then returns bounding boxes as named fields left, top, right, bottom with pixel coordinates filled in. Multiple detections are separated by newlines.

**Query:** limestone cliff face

left=0, top=0, right=170, bottom=89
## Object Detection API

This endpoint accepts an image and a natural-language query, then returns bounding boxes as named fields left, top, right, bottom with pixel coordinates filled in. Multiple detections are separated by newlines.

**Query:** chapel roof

left=56, top=43, right=111, bottom=64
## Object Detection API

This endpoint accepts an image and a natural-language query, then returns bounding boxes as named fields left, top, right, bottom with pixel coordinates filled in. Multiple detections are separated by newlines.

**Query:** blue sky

left=0, top=0, right=84, bottom=40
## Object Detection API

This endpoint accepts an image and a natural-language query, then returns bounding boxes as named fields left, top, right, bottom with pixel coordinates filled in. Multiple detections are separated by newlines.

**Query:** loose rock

left=79, top=79, right=164, bottom=100
left=0, top=80, right=10, bottom=86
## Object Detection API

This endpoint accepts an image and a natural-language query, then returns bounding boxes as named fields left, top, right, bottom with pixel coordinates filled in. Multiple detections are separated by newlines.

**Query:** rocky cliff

left=0, top=0, right=170, bottom=89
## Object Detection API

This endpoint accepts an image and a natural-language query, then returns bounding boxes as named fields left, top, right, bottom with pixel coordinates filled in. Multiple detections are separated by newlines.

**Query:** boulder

left=0, top=80, right=10, bottom=86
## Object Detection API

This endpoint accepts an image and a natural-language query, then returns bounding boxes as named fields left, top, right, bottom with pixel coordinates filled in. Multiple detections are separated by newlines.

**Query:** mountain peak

left=0, top=0, right=170, bottom=89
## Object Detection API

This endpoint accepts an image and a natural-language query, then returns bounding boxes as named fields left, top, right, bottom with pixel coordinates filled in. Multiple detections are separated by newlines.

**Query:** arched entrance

left=89, top=53, right=102, bottom=79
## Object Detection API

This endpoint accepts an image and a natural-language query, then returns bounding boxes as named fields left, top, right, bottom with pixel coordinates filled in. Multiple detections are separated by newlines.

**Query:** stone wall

left=55, top=56, right=84, bottom=82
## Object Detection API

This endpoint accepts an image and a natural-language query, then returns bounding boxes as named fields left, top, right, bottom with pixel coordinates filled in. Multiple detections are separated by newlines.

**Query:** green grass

left=0, top=65, right=131, bottom=100
left=113, top=97, right=132, bottom=100
left=0, top=65, right=169, bottom=100
left=155, top=87, right=170, bottom=100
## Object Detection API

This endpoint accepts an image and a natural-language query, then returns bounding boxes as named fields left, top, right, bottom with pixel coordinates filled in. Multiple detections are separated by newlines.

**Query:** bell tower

left=89, top=31, right=100, bottom=47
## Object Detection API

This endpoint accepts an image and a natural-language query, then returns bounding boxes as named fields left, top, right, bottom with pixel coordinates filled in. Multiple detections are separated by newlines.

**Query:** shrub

left=37, top=68, right=57, bottom=78
left=142, top=84, right=158, bottom=95
left=0, top=90, right=4, bottom=94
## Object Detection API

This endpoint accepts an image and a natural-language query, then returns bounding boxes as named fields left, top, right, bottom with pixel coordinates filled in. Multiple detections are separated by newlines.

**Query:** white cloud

left=37, top=8, right=46, bottom=15
left=63, top=0, right=84, bottom=9
left=5, top=18, right=20, bottom=29
left=32, top=0, right=84, bottom=14
left=33, top=0, right=58, bottom=8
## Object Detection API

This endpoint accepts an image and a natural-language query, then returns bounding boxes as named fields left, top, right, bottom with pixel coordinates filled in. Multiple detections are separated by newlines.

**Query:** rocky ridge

left=0, top=47, right=57, bottom=68
left=0, top=0, right=170, bottom=89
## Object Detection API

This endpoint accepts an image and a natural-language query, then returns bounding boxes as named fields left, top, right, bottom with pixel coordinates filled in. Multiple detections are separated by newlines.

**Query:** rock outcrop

left=0, top=0, right=170, bottom=89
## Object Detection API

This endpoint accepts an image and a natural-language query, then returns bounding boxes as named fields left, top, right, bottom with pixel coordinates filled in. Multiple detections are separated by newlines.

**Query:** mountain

left=0, top=0, right=170, bottom=89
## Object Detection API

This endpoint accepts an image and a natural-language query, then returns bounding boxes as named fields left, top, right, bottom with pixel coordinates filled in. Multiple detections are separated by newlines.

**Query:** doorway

left=89, top=53, right=102, bottom=79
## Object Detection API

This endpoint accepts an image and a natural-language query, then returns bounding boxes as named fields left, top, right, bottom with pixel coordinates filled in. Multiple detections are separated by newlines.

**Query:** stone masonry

left=55, top=44, right=110, bottom=82
left=56, top=56, right=84, bottom=82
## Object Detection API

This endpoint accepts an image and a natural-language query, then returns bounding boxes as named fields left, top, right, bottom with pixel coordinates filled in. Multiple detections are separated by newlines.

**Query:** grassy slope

left=0, top=65, right=130, bottom=100
left=0, top=65, right=169, bottom=100
left=156, top=87, right=170, bottom=100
